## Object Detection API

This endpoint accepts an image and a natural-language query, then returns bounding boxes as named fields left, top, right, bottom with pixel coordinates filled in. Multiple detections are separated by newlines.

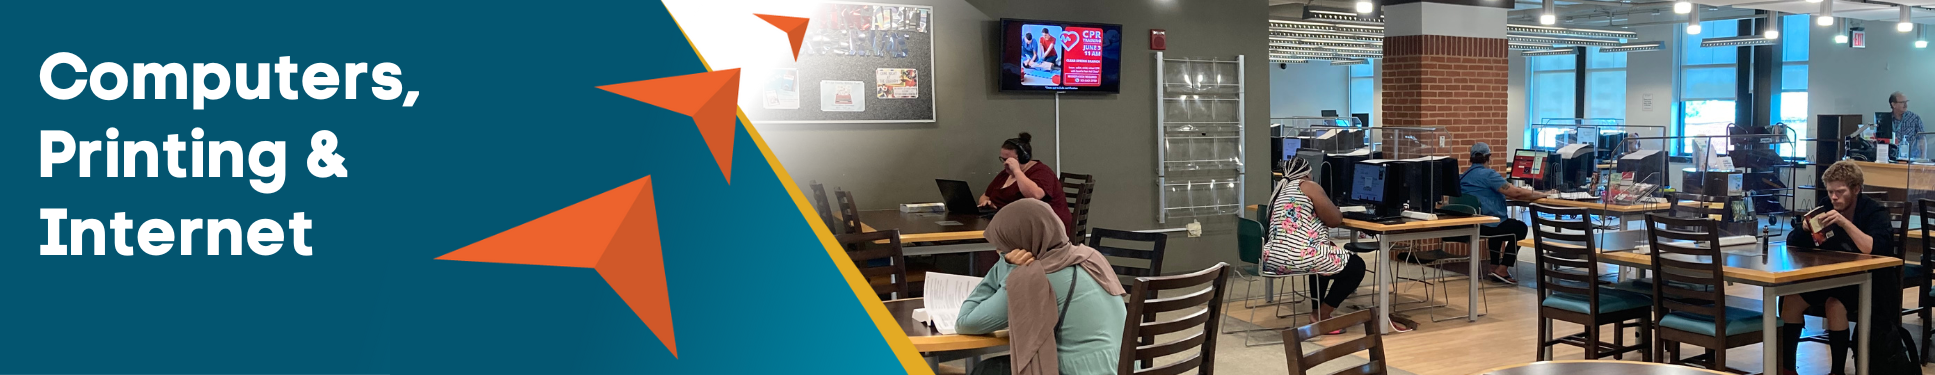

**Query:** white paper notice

left=923, top=272, right=983, bottom=335
left=820, top=80, right=865, bottom=112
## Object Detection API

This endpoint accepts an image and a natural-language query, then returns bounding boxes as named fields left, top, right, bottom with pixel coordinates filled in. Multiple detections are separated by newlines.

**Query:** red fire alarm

left=1150, top=29, right=1167, bottom=50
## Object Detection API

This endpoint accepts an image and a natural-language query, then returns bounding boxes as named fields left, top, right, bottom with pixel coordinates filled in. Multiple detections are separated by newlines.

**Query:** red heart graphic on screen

left=1060, top=30, right=1081, bottom=51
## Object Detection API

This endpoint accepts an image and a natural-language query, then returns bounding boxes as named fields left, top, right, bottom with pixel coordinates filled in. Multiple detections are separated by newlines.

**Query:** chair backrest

left=1118, top=262, right=1232, bottom=375
left=1088, top=228, right=1169, bottom=285
left=1530, top=204, right=1602, bottom=307
left=1061, top=172, right=1097, bottom=240
left=1236, top=217, right=1265, bottom=265
left=1643, top=213, right=1731, bottom=336
left=809, top=182, right=839, bottom=232
left=834, top=229, right=908, bottom=299
left=1879, top=199, right=1909, bottom=258
left=1921, top=199, right=1935, bottom=270
left=1283, top=309, right=1388, bottom=375
left=1666, top=192, right=1729, bottom=219
left=835, top=190, right=862, bottom=235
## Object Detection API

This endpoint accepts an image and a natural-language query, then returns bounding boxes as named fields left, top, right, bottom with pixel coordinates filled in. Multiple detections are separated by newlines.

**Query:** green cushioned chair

left=1644, top=213, right=1763, bottom=373
left=1542, top=289, right=1652, bottom=314
left=1659, top=306, right=1770, bottom=336
left=1530, top=204, right=1652, bottom=362
left=1220, top=216, right=1324, bottom=347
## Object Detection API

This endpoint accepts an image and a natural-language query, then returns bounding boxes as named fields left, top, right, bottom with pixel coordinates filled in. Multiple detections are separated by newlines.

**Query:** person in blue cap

left=1458, top=142, right=1547, bottom=284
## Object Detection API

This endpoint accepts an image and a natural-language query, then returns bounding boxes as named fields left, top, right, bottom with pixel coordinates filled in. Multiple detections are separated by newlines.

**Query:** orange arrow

left=598, top=69, right=742, bottom=184
left=439, top=176, right=679, bottom=357
left=755, top=14, right=809, bottom=61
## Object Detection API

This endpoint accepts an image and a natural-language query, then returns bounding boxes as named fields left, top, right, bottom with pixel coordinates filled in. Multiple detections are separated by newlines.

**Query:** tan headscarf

left=984, top=199, right=1128, bottom=375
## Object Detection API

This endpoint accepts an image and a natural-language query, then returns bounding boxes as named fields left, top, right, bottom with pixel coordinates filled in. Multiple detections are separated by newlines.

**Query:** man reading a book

left=1774, top=160, right=1904, bottom=375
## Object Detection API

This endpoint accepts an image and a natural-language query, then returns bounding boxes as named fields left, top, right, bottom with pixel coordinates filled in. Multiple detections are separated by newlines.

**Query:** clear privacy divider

left=1271, top=116, right=1367, bottom=155
left=1910, top=161, right=1934, bottom=226
left=1668, top=131, right=1801, bottom=246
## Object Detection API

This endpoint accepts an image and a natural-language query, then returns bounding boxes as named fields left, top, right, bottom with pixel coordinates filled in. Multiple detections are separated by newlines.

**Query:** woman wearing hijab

left=1263, top=157, right=1391, bottom=333
left=956, top=199, right=1128, bottom=375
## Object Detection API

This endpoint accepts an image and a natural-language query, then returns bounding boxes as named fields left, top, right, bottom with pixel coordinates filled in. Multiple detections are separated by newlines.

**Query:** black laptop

left=936, top=179, right=997, bottom=216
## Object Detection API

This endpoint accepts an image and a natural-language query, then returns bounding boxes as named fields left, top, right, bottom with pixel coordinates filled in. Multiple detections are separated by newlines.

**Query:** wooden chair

left=1917, top=199, right=1935, bottom=363
left=1088, top=228, right=1169, bottom=286
left=1118, top=262, right=1231, bottom=375
left=808, top=182, right=839, bottom=232
left=835, top=190, right=862, bottom=235
left=834, top=229, right=908, bottom=300
left=1061, top=172, right=1096, bottom=240
left=1530, top=204, right=1653, bottom=361
left=1282, top=309, right=1388, bottom=375
left=1644, top=214, right=1765, bottom=374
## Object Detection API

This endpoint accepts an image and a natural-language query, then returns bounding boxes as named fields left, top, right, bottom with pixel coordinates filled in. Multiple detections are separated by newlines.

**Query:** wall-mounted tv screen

left=998, top=18, right=1122, bottom=93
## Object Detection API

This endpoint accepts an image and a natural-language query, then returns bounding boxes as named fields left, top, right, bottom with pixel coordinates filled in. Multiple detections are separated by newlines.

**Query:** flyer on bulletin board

left=875, top=68, right=919, bottom=99
left=822, top=80, right=866, bottom=112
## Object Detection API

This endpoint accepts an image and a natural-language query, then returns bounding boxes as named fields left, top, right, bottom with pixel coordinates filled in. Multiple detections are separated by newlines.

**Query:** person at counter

left=1889, top=92, right=1923, bottom=161
left=979, top=132, right=1074, bottom=237
left=956, top=199, right=1126, bottom=375
left=1459, top=142, right=1547, bottom=284
left=1775, top=161, right=1909, bottom=375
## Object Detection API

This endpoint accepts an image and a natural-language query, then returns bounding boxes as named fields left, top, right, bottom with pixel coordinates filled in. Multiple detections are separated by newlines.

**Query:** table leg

left=1764, top=285, right=1780, bottom=375
left=1857, top=273, right=1872, bottom=375
left=1378, top=238, right=1393, bottom=334
left=1468, top=226, right=1480, bottom=322
left=966, top=354, right=980, bottom=374
left=927, top=355, right=941, bottom=374
left=967, top=252, right=978, bottom=277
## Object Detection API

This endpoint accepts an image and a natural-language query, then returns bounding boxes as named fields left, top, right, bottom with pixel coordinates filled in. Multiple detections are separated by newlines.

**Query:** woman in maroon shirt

left=979, top=132, right=1074, bottom=238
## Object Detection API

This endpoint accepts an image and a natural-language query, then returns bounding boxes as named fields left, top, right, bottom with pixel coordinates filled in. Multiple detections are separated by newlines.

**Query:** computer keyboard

left=1342, top=211, right=1381, bottom=222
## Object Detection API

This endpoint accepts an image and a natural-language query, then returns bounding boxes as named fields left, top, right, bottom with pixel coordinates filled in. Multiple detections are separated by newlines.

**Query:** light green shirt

left=956, top=261, right=1127, bottom=375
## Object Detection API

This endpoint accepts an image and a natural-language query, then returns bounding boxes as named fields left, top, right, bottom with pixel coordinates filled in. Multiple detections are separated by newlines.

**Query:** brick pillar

left=1378, top=1, right=1511, bottom=259
left=1381, top=37, right=1510, bottom=169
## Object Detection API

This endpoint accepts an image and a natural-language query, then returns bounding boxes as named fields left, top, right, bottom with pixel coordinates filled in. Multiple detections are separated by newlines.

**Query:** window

left=1677, top=19, right=1739, bottom=155
left=1348, top=61, right=1375, bottom=124
left=1674, top=15, right=1810, bottom=158
left=1776, top=14, right=1809, bottom=158
left=1525, top=48, right=1626, bottom=149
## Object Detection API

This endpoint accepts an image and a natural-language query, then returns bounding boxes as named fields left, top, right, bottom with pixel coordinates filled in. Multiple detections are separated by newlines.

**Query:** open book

left=920, top=272, right=983, bottom=335
left=1802, top=206, right=1838, bottom=245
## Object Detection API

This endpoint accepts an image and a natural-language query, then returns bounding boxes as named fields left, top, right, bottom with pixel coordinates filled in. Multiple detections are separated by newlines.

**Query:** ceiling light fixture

left=1836, top=22, right=1848, bottom=43
left=1765, top=12, right=1781, bottom=39
left=1598, top=41, right=1666, bottom=53
left=1674, top=0, right=1692, bottom=14
left=1920, top=28, right=1928, bottom=48
left=1818, top=0, right=1834, bottom=26
left=1522, top=48, right=1577, bottom=56
left=1356, top=0, right=1375, bottom=14
left=1331, top=59, right=1369, bottom=66
left=1901, top=6, right=1915, bottom=32
left=1541, top=0, right=1557, bottom=25
left=1701, top=35, right=1777, bottom=47
left=1688, top=6, right=1703, bottom=35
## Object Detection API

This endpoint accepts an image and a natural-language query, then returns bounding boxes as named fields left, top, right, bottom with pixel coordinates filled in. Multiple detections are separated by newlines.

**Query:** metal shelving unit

left=1156, top=52, right=1245, bottom=223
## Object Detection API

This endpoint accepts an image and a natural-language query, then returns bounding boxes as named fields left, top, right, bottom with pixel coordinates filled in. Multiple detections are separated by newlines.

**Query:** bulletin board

left=745, top=1, right=937, bottom=124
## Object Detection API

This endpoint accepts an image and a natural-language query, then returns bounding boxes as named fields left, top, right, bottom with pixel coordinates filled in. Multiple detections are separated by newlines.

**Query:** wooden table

left=1345, top=215, right=1500, bottom=333
left=885, top=298, right=1008, bottom=373
left=1514, top=197, right=1673, bottom=231
left=1520, top=238, right=1899, bottom=374
left=1475, top=360, right=1731, bottom=375
left=856, top=210, right=996, bottom=257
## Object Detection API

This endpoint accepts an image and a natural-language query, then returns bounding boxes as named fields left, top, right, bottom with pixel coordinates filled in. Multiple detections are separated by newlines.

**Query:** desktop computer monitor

left=1296, top=149, right=1327, bottom=184
left=1350, top=162, right=1386, bottom=206
left=1596, top=131, right=1627, bottom=160
left=1351, top=113, right=1371, bottom=127
left=1321, top=110, right=1339, bottom=117
left=1617, top=149, right=1666, bottom=188
left=1553, top=144, right=1597, bottom=193
left=1510, top=150, right=1548, bottom=181
left=1878, top=111, right=1897, bottom=140
left=1352, top=160, right=1413, bottom=217
left=1434, top=157, right=1462, bottom=199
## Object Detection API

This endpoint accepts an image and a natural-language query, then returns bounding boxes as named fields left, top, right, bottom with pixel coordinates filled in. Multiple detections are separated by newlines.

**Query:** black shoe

left=1488, top=272, right=1518, bottom=285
